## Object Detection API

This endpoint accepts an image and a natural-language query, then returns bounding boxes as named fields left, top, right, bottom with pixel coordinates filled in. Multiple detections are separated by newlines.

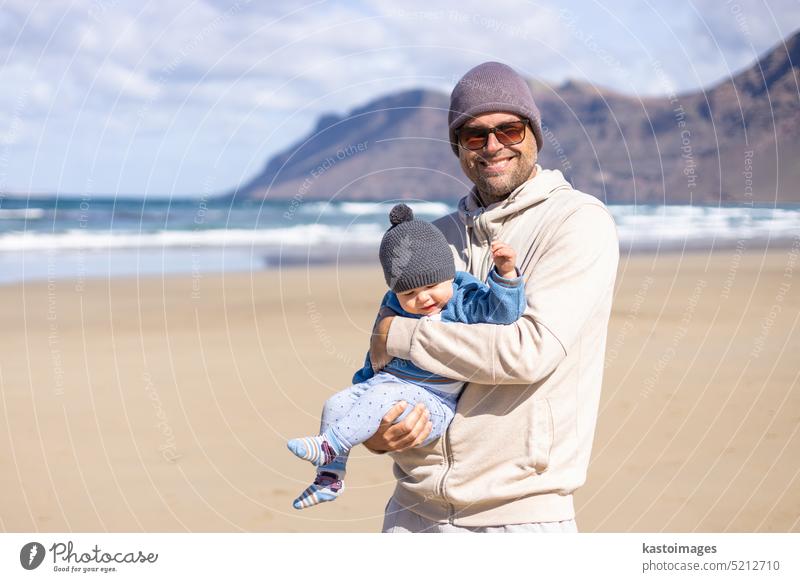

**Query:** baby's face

left=396, top=279, right=454, bottom=315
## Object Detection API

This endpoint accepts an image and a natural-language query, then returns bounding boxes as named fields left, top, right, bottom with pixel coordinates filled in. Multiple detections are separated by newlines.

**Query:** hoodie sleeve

left=386, top=205, right=619, bottom=385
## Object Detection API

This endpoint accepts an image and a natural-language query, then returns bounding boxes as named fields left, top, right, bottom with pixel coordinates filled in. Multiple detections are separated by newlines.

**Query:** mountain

left=233, top=31, right=800, bottom=204
left=235, top=89, right=460, bottom=202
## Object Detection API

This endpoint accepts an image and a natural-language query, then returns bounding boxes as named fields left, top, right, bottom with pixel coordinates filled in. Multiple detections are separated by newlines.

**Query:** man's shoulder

left=534, top=188, right=615, bottom=237
left=428, top=187, right=613, bottom=238
left=544, top=189, right=619, bottom=253
left=549, top=187, right=610, bottom=214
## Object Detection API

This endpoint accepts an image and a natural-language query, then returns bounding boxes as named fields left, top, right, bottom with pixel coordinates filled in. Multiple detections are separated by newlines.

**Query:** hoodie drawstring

left=465, top=222, right=473, bottom=273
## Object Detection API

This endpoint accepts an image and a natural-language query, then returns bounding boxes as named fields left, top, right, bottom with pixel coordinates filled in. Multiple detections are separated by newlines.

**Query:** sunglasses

left=456, top=120, right=528, bottom=150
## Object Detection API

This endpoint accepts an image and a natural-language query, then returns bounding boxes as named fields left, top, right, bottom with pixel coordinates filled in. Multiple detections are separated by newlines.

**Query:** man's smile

left=478, top=154, right=516, bottom=172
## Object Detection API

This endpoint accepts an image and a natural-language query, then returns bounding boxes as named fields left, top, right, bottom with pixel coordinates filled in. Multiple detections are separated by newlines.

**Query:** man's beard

left=471, top=151, right=536, bottom=206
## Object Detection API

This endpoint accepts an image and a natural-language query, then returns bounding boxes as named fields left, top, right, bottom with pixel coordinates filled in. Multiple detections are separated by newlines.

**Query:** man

left=365, top=62, right=619, bottom=532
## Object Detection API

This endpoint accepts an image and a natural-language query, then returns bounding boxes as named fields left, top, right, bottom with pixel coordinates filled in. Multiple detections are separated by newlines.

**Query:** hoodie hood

left=457, top=165, right=572, bottom=231
left=455, top=165, right=574, bottom=278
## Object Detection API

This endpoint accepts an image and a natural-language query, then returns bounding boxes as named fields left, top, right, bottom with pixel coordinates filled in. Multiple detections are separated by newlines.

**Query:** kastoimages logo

left=20, top=542, right=46, bottom=570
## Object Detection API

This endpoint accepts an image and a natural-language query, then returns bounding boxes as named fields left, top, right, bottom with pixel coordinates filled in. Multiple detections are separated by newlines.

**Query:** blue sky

left=1, top=0, right=798, bottom=197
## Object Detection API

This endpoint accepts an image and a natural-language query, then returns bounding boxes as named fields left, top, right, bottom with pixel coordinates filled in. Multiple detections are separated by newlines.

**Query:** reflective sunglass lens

left=459, top=121, right=526, bottom=150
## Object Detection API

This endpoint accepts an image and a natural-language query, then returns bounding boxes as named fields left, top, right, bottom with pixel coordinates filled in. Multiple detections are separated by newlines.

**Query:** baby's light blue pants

left=319, top=372, right=457, bottom=469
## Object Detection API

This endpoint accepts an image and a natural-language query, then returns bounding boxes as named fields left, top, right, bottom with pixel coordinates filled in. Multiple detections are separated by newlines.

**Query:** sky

left=0, top=0, right=798, bottom=197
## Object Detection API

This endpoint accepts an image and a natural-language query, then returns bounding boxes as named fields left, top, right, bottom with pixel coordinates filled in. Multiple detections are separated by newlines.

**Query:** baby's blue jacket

left=352, top=268, right=526, bottom=389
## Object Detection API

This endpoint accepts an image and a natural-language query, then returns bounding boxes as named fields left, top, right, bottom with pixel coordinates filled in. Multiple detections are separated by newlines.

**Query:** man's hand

left=491, top=240, right=518, bottom=278
left=363, top=401, right=432, bottom=453
left=369, top=307, right=396, bottom=372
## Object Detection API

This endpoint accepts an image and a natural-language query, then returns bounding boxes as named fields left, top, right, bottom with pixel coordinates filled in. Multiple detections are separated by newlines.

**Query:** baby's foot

left=292, top=471, right=344, bottom=510
left=287, top=435, right=337, bottom=467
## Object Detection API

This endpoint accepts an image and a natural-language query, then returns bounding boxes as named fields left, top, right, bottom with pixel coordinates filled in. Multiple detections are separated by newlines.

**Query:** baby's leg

left=323, top=375, right=455, bottom=451
left=287, top=382, right=370, bottom=468
left=287, top=383, right=369, bottom=510
left=288, top=376, right=454, bottom=510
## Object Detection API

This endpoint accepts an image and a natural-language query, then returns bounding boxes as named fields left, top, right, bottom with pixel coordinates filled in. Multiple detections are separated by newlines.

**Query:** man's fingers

left=385, top=404, right=423, bottom=445
left=410, top=421, right=433, bottom=448
left=381, top=401, right=408, bottom=425
left=391, top=404, right=429, bottom=450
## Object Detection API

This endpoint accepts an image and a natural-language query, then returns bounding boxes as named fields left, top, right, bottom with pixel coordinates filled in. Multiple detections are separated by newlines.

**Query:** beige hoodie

left=385, top=166, right=619, bottom=526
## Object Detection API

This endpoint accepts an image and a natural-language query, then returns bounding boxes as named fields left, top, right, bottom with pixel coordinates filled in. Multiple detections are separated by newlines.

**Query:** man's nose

left=483, top=132, right=503, bottom=154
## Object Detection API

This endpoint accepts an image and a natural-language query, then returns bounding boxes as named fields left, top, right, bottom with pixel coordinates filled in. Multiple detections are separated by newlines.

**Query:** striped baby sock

left=292, top=470, right=345, bottom=510
left=287, top=432, right=346, bottom=467
left=287, top=435, right=337, bottom=467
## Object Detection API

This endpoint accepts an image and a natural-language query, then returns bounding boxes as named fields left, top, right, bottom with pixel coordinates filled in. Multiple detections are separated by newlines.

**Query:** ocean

left=1, top=196, right=798, bottom=285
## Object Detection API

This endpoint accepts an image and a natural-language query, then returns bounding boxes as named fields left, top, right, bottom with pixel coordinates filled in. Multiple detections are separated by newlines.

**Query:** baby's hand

left=491, top=241, right=518, bottom=279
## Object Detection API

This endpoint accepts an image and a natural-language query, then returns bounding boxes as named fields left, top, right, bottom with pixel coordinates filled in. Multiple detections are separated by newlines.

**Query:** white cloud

left=94, top=60, right=160, bottom=99
left=690, top=0, right=800, bottom=52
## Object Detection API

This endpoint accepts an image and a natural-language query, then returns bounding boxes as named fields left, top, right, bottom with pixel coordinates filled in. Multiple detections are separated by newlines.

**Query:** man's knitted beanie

left=448, top=61, right=544, bottom=155
left=379, top=204, right=455, bottom=293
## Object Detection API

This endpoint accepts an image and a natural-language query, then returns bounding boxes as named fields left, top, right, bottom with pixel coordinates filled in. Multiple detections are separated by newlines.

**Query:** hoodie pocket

left=527, top=398, right=554, bottom=474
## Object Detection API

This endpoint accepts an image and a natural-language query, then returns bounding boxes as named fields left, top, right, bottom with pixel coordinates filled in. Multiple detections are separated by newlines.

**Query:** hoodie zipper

left=438, top=423, right=456, bottom=523
left=437, top=205, right=486, bottom=524
left=439, top=170, right=569, bottom=520
left=438, top=203, right=508, bottom=522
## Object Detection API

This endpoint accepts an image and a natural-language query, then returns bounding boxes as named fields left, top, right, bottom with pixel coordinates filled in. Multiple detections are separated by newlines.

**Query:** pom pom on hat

left=389, top=203, right=414, bottom=226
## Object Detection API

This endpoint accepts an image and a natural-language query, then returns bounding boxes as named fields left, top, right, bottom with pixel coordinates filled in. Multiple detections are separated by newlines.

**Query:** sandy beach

left=1, top=244, right=798, bottom=532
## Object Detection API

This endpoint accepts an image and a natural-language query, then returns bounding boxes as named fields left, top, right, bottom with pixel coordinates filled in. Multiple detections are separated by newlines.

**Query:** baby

left=287, top=203, right=526, bottom=509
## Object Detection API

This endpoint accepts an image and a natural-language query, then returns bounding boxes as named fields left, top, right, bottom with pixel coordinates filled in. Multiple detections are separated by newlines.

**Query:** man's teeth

left=484, top=159, right=511, bottom=170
